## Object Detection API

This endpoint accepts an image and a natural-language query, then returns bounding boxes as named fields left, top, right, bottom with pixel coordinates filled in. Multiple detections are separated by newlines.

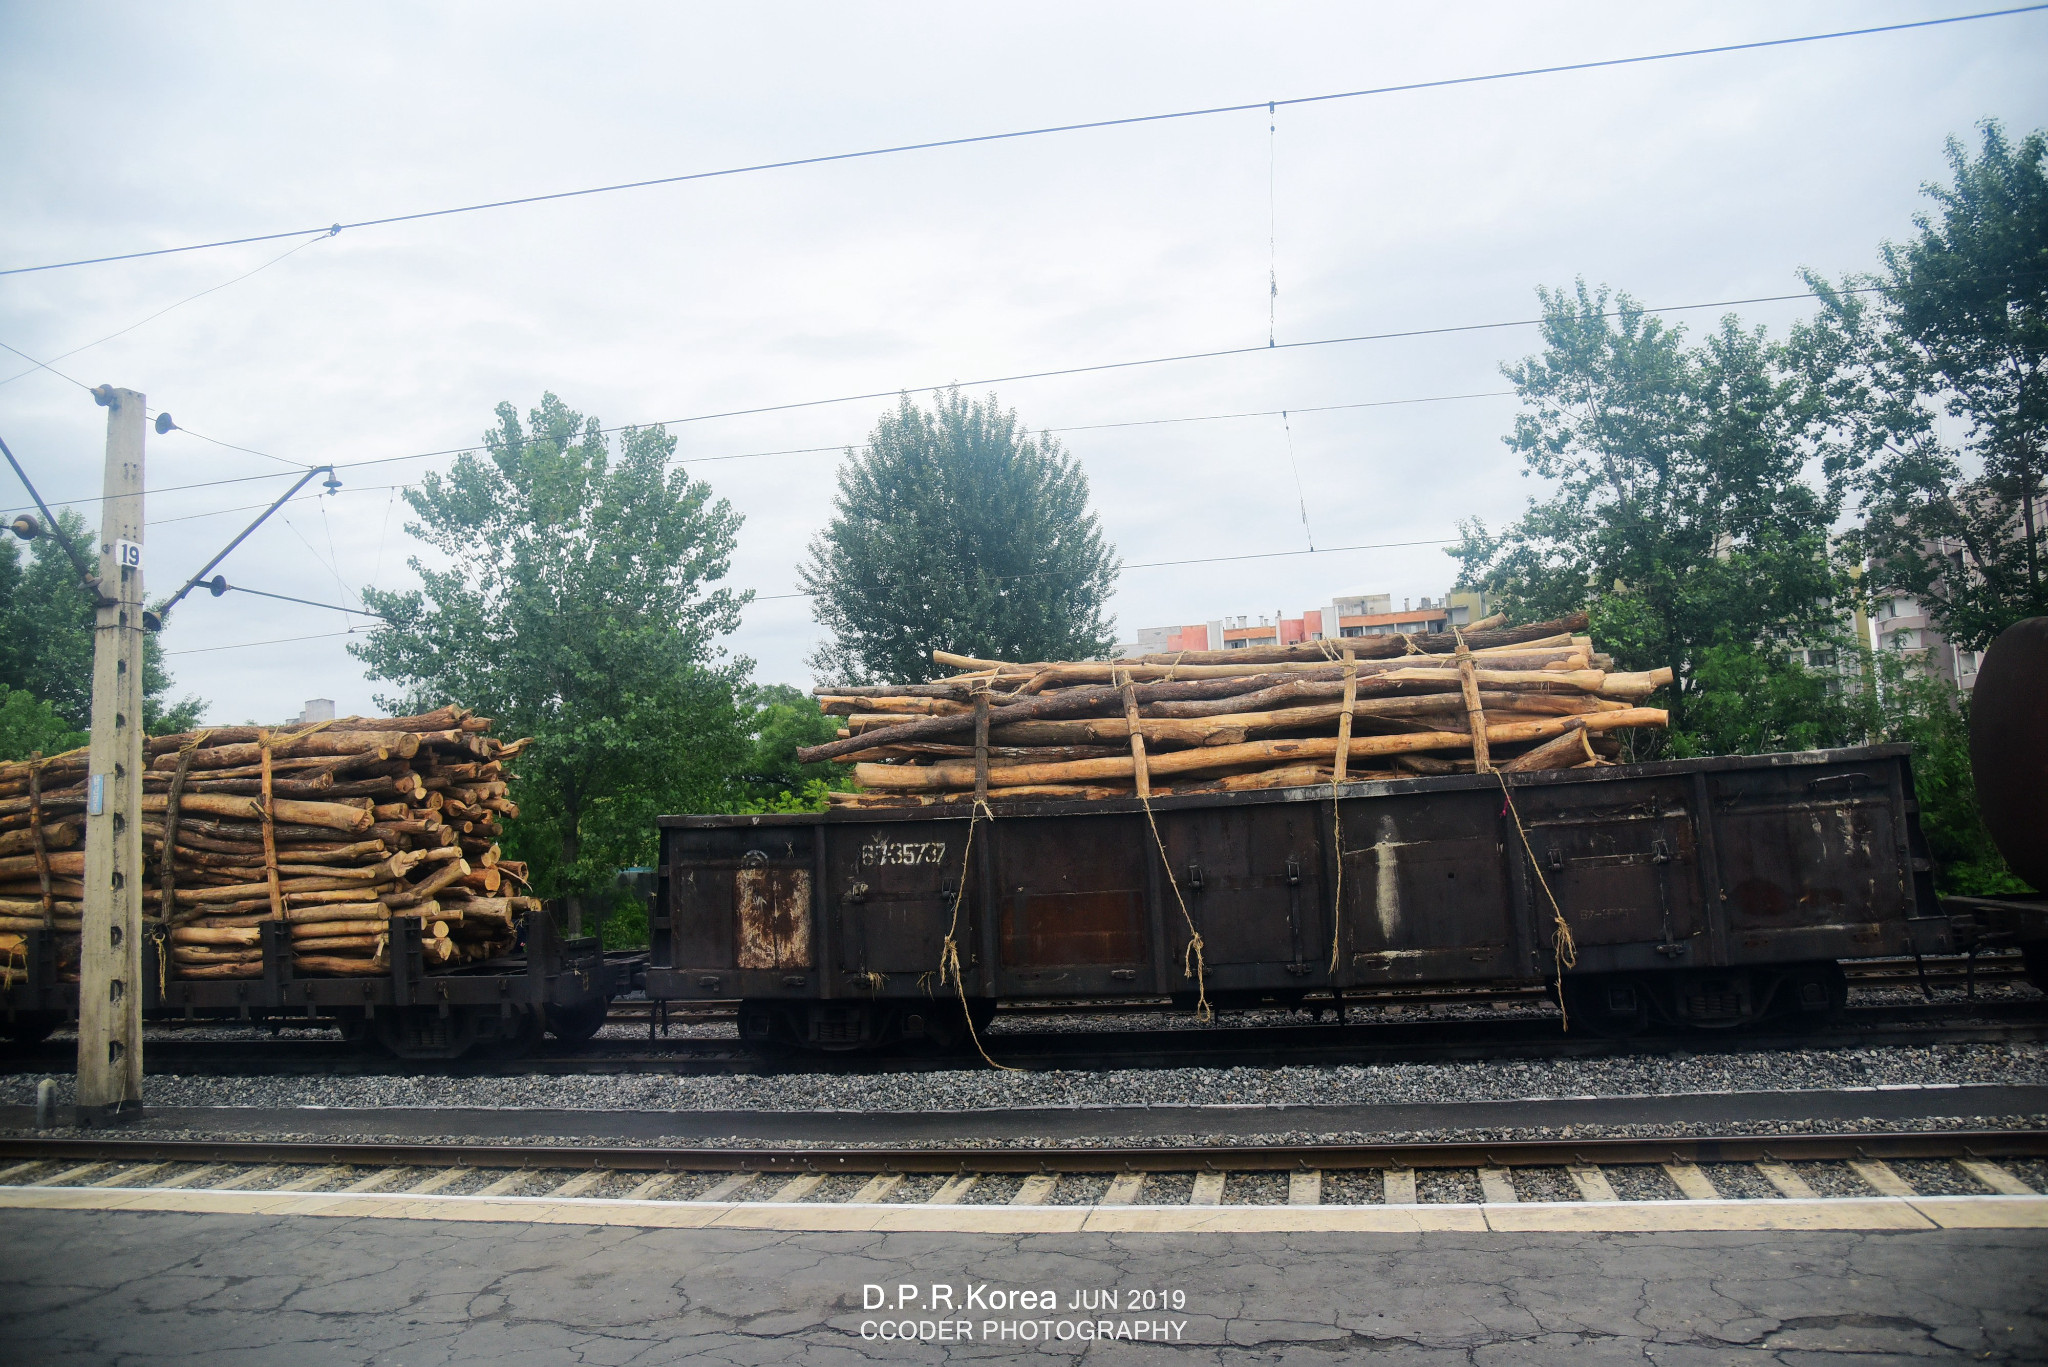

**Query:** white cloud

left=2, top=0, right=2042, bottom=722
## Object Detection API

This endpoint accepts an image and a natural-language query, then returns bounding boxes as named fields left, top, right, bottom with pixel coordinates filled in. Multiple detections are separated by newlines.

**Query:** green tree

left=1450, top=282, right=1858, bottom=734
left=801, top=389, right=1120, bottom=684
left=351, top=394, right=753, bottom=920
left=1667, top=641, right=1870, bottom=760
left=0, top=684, right=87, bottom=762
left=733, top=683, right=844, bottom=807
left=0, top=508, right=204, bottom=734
left=1859, top=652, right=2024, bottom=896
left=1830, top=122, right=2048, bottom=650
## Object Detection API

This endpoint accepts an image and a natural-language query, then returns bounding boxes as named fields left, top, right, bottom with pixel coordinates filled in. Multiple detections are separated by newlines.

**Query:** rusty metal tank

left=1970, top=617, right=2048, bottom=893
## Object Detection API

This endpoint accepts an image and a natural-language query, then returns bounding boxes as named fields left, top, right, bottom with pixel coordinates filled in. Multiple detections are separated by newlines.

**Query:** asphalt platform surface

left=3, top=1206, right=2044, bottom=1364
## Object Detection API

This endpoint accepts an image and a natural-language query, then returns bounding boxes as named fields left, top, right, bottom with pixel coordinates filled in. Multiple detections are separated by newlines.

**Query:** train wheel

left=375, top=1006, right=481, bottom=1060
left=546, top=995, right=610, bottom=1043
left=331, top=1009, right=374, bottom=1049
left=1559, top=976, right=1650, bottom=1038
left=736, top=1000, right=792, bottom=1050
left=1776, top=961, right=1847, bottom=1030
left=925, top=997, right=997, bottom=1054
left=476, top=1006, right=547, bottom=1059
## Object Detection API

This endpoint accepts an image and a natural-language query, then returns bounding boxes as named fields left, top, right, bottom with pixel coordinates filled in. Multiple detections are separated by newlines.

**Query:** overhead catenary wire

left=745, top=535, right=1460, bottom=601
left=150, top=536, right=1460, bottom=656
left=0, top=339, right=94, bottom=394
left=1281, top=410, right=1313, bottom=552
left=163, top=628, right=360, bottom=656
left=0, top=236, right=327, bottom=388
left=1268, top=100, right=1279, bottom=349
left=5, top=5, right=2040, bottom=277
left=0, top=381, right=1532, bottom=517
left=218, top=584, right=393, bottom=620
left=0, top=278, right=1916, bottom=520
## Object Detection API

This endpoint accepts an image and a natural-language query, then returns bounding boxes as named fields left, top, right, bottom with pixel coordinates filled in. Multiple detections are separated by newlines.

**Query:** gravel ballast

left=5, top=1041, right=2040, bottom=1115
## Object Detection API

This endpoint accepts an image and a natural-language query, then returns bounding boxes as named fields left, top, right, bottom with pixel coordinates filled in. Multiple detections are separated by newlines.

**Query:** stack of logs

left=799, top=613, right=1674, bottom=807
left=0, top=706, right=539, bottom=982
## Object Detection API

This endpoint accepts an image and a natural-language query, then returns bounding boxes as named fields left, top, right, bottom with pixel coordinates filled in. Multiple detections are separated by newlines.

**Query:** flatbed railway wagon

left=645, top=744, right=2032, bottom=1049
left=0, top=912, right=611, bottom=1059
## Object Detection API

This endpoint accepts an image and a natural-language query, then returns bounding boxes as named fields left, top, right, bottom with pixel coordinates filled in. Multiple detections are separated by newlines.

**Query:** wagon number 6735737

left=859, top=840, right=948, bottom=868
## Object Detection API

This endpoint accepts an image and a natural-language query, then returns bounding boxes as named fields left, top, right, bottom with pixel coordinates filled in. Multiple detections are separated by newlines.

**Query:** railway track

left=3, top=1129, right=2044, bottom=1223
left=5, top=999, right=2043, bottom=1077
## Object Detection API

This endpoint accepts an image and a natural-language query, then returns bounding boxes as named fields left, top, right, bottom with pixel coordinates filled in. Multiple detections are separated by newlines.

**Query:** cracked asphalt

left=2, top=1209, right=2043, bottom=1363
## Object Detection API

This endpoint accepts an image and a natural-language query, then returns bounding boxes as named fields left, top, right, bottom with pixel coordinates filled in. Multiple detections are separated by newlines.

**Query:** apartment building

left=1865, top=531, right=1987, bottom=692
left=1871, top=591, right=1982, bottom=691
left=1118, top=590, right=1489, bottom=656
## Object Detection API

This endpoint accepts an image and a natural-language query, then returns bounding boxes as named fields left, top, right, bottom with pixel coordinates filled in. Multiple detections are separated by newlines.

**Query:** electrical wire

left=0, top=383, right=1531, bottom=516
left=164, top=628, right=359, bottom=656
left=1268, top=100, right=1278, bottom=349
left=0, top=340, right=93, bottom=394
left=317, top=498, right=362, bottom=613
left=747, top=535, right=1460, bottom=601
left=221, top=584, right=393, bottom=620
left=636, top=285, right=1883, bottom=428
left=1280, top=410, right=1313, bottom=551
left=0, top=274, right=1926, bottom=520
left=172, top=424, right=310, bottom=469
left=0, top=237, right=327, bottom=388
left=5, top=5, right=2040, bottom=277
left=149, top=491, right=323, bottom=525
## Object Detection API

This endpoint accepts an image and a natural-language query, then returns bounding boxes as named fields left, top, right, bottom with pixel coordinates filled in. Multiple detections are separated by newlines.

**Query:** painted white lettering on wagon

left=859, top=840, right=948, bottom=868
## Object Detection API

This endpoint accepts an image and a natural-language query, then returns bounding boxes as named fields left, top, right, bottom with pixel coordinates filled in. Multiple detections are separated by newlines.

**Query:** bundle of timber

left=0, top=706, right=540, bottom=982
left=797, top=612, right=1675, bottom=808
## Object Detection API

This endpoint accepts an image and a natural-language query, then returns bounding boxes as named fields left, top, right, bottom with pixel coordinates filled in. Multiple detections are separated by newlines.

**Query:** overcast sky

left=3, top=1, right=2043, bottom=724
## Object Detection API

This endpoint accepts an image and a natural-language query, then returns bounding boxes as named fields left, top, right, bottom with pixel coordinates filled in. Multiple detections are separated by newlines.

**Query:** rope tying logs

left=1494, top=768, right=1579, bottom=1028
left=935, top=796, right=1016, bottom=1070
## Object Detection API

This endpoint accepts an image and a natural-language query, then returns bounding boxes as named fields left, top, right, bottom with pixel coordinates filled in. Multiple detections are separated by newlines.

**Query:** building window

left=1340, top=625, right=1365, bottom=637
left=1227, top=638, right=1247, bottom=649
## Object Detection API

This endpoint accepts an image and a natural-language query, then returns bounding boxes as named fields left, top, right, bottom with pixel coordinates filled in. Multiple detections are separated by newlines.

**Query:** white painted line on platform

left=2, top=1183, right=2044, bottom=1232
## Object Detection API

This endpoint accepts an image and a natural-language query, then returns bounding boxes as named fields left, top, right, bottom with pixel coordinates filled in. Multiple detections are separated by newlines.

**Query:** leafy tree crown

left=801, top=389, right=1119, bottom=683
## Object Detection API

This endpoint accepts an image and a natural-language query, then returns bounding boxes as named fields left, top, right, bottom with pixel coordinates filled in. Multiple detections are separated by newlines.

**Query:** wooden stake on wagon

left=1333, top=652, right=1357, bottom=784
left=972, top=688, right=990, bottom=806
left=28, top=753, right=51, bottom=929
left=158, top=741, right=197, bottom=927
left=1454, top=636, right=1492, bottom=774
left=258, top=732, right=283, bottom=919
left=1119, top=672, right=1151, bottom=799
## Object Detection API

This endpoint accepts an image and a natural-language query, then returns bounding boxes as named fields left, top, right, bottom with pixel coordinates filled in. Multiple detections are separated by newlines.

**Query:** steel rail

left=3, top=1129, right=2044, bottom=1176
left=7, top=1002, right=2042, bottom=1079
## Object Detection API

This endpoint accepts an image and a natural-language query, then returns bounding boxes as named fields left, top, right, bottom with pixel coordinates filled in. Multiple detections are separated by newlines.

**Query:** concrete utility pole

left=76, top=386, right=147, bottom=1121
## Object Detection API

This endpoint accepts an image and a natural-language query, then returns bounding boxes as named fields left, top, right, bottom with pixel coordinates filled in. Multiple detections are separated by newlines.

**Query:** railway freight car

left=649, top=744, right=1977, bottom=1049
left=1943, top=616, right=2048, bottom=987
left=0, top=911, right=612, bottom=1059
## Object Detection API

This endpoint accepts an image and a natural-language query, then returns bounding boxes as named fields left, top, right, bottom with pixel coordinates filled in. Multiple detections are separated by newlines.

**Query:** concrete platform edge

left=1, top=1183, right=2044, bottom=1232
